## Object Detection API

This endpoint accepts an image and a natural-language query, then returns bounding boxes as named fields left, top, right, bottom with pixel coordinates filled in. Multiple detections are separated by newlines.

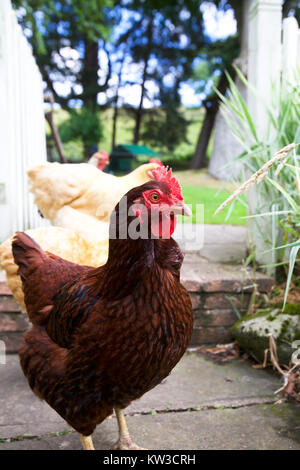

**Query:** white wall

left=0, top=0, right=47, bottom=242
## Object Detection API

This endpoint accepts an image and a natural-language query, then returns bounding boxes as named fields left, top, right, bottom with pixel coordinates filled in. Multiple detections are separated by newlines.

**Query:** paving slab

left=1, top=403, right=300, bottom=450
left=181, top=254, right=272, bottom=293
left=126, top=353, right=279, bottom=414
left=0, top=353, right=279, bottom=439
left=174, top=224, right=247, bottom=263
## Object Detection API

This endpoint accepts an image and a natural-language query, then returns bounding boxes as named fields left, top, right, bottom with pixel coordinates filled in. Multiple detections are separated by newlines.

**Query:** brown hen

left=12, top=167, right=193, bottom=450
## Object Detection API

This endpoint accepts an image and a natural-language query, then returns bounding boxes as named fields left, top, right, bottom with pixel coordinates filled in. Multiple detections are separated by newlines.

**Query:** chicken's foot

left=113, top=408, right=146, bottom=450
left=79, top=433, right=95, bottom=450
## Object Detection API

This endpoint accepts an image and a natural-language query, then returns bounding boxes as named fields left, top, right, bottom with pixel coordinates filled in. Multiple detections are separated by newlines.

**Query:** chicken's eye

left=150, top=192, right=160, bottom=203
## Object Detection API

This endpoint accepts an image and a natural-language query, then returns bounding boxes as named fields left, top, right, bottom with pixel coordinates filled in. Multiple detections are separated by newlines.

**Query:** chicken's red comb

left=98, top=150, right=109, bottom=160
left=151, top=166, right=183, bottom=201
left=149, top=158, right=163, bottom=166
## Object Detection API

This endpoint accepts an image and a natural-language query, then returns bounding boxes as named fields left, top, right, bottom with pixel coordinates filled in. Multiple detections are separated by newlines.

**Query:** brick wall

left=0, top=274, right=273, bottom=354
left=182, top=276, right=273, bottom=347
left=0, top=283, right=29, bottom=353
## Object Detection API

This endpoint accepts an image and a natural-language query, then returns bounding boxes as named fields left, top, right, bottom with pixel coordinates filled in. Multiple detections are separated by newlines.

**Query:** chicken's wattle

left=150, top=211, right=176, bottom=238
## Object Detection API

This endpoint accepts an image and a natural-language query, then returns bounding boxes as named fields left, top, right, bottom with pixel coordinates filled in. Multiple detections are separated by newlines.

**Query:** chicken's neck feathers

left=91, top=236, right=182, bottom=300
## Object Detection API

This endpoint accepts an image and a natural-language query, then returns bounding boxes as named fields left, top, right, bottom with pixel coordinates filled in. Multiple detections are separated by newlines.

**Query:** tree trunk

left=82, top=38, right=99, bottom=111
left=191, top=1, right=244, bottom=170
left=191, top=68, right=235, bottom=169
left=80, top=38, right=100, bottom=159
left=112, top=105, right=119, bottom=151
left=111, top=57, right=125, bottom=150
left=133, top=18, right=152, bottom=145
left=45, top=111, right=67, bottom=163
left=83, top=142, right=91, bottom=161
left=191, top=106, right=218, bottom=169
left=133, top=58, right=149, bottom=144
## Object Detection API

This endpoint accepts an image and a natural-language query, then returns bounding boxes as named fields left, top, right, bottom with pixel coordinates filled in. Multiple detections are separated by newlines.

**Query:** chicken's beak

left=171, top=202, right=192, bottom=217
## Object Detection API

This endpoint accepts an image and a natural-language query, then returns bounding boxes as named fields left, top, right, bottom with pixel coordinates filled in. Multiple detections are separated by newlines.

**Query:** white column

left=209, top=0, right=250, bottom=181
left=246, top=1, right=282, bottom=271
left=282, top=16, right=299, bottom=88
left=248, top=0, right=282, bottom=140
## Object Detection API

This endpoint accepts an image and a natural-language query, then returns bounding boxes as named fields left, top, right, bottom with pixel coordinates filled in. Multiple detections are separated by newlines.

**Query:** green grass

left=180, top=185, right=246, bottom=225
left=49, top=110, right=246, bottom=226
left=49, top=107, right=204, bottom=162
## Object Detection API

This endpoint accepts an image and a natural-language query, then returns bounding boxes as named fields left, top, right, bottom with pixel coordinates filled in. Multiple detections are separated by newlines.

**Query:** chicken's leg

left=79, top=433, right=95, bottom=450
left=113, top=408, right=146, bottom=450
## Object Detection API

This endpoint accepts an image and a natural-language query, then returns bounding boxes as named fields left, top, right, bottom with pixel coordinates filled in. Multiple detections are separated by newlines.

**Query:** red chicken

left=88, top=150, right=109, bottom=171
left=12, top=166, right=193, bottom=450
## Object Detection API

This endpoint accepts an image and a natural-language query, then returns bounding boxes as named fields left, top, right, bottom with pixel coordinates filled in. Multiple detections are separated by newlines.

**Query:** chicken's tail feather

left=12, top=232, right=46, bottom=285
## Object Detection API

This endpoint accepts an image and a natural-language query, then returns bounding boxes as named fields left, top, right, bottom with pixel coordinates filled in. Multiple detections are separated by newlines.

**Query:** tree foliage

left=12, top=0, right=114, bottom=108
left=12, top=0, right=300, bottom=162
left=141, top=85, right=188, bottom=152
left=59, top=108, right=103, bottom=158
left=12, top=0, right=117, bottom=159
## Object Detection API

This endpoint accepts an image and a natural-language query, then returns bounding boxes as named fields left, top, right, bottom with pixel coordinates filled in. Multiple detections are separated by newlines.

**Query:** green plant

left=215, top=67, right=300, bottom=307
left=59, top=107, right=103, bottom=160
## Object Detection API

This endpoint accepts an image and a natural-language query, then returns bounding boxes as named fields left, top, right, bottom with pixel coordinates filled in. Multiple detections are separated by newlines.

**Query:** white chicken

left=0, top=162, right=160, bottom=311
left=28, top=161, right=160, bottom=225
left=0, top=226, right=108, bottom=311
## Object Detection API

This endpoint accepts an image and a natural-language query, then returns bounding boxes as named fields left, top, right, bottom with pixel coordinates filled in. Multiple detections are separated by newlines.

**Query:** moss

left=264, top=302, right=300, bottom=316
left=282, top=303, right=300, bottom=316
left=269, top=404, right=300, bottom=445
left=232, top=305, right=300, bottom=365
left=232, top=308, right=279, bottom=332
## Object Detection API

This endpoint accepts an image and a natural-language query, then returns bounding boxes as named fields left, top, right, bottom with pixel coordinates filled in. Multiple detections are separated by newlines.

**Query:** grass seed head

left=214, top=143, right=299, bottom=216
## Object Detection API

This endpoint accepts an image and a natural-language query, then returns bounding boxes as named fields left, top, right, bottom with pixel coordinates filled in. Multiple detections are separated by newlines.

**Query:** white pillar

left=282, top=16, right=299, bottom=88
left=248, top=0, right=282, bottom=139
left=247, top=0, right=282, bottom=270
left=209, top=0, right=251, bottom=181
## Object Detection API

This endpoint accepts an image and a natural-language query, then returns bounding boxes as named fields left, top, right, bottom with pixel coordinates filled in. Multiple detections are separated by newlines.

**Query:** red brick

left=202, top=293, right=251, bottom=310
left=194, top=309, right=239, bottom=328
left=0, top=283, right=12, bottom=296
left=0, top=332, right=24, bottom=354
left=0, top=296, right=21, bottom=313
left=255, top=277, right=274, bottom=293
left=202, top=280, right=242, bottom=293
left=182, top=280, right=203, bottom=292
left=189, top=327, right=233, bottom=346
left=0, top=313, right=29, bottom=332
left=189, top=293, right=202, bottom=310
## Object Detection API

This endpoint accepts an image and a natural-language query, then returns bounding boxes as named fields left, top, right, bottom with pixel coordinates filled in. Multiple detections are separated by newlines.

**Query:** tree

left=116, top=0, right=205, bottom=145
left=191, top=0, right=300, bottom=169
left=191, top=36, right=239, bottom=168
left=141, top=81, right=188, bottom=152
left=190, top=0, right=242, bottom=169
left=12, top=0, right=115, bottom=159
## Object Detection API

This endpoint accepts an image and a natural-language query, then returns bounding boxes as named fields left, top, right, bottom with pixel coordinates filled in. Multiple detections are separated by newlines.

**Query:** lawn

left=180, top=185, right=246, bottom=225
left=49, top=111, right=246, bottom=225
left=49, top=107, right=204, bottom=163
left=175, top=170, right=246, bottom=226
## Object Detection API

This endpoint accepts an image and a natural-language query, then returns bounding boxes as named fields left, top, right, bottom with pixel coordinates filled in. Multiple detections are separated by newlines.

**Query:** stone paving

left=174, top=223, right=247, bottom=263
left=1, top=352, right=300, bottom=450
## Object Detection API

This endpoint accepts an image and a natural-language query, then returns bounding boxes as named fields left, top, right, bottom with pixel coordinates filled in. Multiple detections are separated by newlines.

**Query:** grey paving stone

left=1, top=403, right=300, bottom=450
left=0, top=353, right=280, bottom=439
